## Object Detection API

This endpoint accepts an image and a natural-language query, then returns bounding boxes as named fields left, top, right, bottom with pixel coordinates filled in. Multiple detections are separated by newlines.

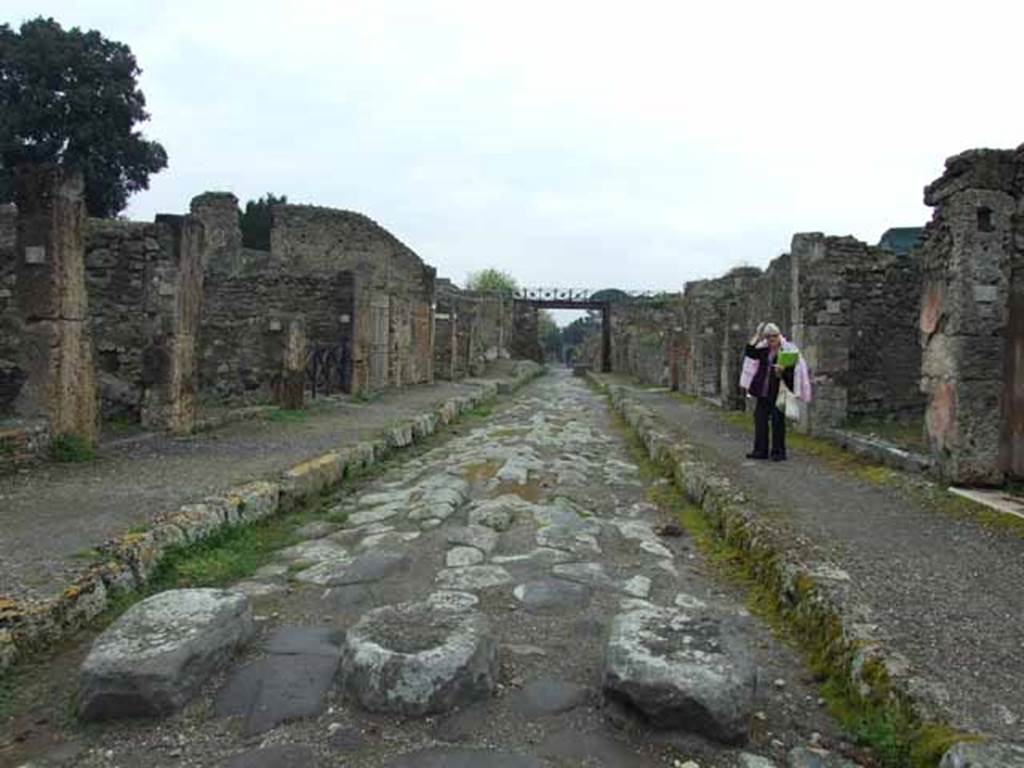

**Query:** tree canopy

left=240, top=193, right=287, bottom=250
left=466, top=268, right=519, bottom=297
left=0, top=17, right=167, bottom=217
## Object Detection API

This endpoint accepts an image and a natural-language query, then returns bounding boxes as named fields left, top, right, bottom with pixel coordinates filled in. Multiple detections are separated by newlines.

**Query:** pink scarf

left=739, top=336, right=812, bottom=403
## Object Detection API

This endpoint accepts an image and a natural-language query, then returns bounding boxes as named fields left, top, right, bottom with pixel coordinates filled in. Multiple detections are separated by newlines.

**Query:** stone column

left=189, top=192, right=241, bottom=274
left=13, top=165, right=99, bottom=445
left=140, top=214, right=205, bottom=434
left=790, top=232, right=851, bottom=433
left=918, top=149, right=1017, bottom=485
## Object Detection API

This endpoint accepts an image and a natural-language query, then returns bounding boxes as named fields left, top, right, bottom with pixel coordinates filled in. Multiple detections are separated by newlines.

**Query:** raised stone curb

left=585, top=372, right=1021, bottom=765
left=0, top=362, right=542, bottom=675
left=820, top=427, right=932, bottom=476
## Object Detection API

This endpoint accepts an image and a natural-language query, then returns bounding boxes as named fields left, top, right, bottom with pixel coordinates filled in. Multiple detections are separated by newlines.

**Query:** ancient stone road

left=8, top=371, right=862, bottom=768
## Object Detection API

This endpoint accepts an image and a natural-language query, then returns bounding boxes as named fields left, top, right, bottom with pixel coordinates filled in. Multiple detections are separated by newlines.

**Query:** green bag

left=777, top=350, right=799, bottom=368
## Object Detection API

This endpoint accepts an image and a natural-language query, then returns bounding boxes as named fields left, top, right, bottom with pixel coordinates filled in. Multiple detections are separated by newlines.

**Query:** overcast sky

left=7, top=1, right=1024, bottom=301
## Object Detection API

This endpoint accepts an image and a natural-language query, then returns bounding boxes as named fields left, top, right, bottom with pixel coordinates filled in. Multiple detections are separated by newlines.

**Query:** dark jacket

left=744, top=344, right=795, bottom=401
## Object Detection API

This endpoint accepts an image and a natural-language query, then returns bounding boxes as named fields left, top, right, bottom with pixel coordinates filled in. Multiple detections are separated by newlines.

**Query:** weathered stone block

left=78, top=589, right=254, bottom=720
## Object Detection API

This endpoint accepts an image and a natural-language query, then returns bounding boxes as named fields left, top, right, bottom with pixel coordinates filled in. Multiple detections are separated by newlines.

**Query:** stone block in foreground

left=602, top=605, right=755, bottom=744
left=340, top=596, right=496, bottom=715
left=78, top=589, right=254, bottom=720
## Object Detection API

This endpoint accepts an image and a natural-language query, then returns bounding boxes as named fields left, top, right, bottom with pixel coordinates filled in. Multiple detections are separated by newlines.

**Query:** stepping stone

left=513, top=579, right=592, bottom=613
left=447, top=525, right=499, bottom=554
left=220, top=745, right=319, bottom=767
left=341, top=600, right=497, bottom=715
left=78, top=589, right=254, bottom=721
left=435, top=565, right=512, bottom=591
left=384, top=747, right=541, bottom=768
left=940, top=741, right=1024, bottom=768
left=508, top=678, right=590, bottom=716
left=216, top=627, right=341, bottom=735
left=447, top=546, right=485, bottom=567
left=788, top=746, right=862, bottom=767
left=603, top=605, right=755, bottom=745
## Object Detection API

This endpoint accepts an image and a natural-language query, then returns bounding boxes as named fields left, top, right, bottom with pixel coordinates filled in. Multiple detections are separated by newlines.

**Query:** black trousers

left=752, top=396, right=786, bottom=458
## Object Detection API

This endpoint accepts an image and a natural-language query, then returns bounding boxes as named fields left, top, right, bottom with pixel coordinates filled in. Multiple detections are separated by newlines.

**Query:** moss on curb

left=595, top=376, right=978, bottom=768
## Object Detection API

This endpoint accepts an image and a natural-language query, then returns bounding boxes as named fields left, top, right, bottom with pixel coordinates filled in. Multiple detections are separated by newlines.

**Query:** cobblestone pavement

left=4, top=370, right=862, bottom=768
left=612, top=378, right=1024, bottom=741
left=0, top=379, right=489, bottom=602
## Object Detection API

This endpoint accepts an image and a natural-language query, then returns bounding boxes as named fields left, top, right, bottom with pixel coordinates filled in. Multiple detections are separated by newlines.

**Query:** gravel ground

left=0, top=379, right=489, bottom=601
left=2, top=370, right=862, bottom=768
left=616, top=380, right=1024, bottom=741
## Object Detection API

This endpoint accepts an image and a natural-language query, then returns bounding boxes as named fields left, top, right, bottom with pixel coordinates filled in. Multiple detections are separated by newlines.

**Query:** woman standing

left=743, top=322, right=795, bottom=461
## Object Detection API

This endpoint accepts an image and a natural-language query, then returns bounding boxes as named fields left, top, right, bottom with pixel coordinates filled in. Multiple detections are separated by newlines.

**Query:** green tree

left=240, top=193, right=287, bottom=250
left=537, top=309, right=563, bottom=362
left=466, top=268, right=519, bottom=297
left=0, top=17, right=167, bottom=217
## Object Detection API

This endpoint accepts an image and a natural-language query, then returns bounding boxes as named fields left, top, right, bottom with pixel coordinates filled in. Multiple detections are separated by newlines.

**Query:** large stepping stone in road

left=215, top=626, right=342, bottom=735
left=219, top=744, right=319, bottom=768
left=602, top=605, right=755, bottom=745
left=513, top=579, right=592, bottom=613
left=508, top=678, right=590, bottom=716
left=341, top=599, right=497, bottom=715
left=940, top=741, right=1024, bottom=768
left=78, top=589, right=254, bottom=721
left=383, top=747, right=542, bottom=768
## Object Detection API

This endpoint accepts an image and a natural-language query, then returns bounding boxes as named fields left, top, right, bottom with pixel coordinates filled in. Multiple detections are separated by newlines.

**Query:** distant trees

left=239, top=193, right=287, bottom=250
left=0, top=17, right=167, bottom=217
left=466, top=268, right=519, bottom=297
left=538, top=310, right=564, bottom=362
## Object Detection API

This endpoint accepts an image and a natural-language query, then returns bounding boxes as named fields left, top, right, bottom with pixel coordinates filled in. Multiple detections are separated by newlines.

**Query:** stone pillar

left=13, top=165, right=99, bottom=444
left=601, top=305, right=613, bottom=372
left=790, top=232, right=851, bottom=433
left=189, top=192, right=241, bottom=274
left=267, top=316, right=306, bottom=410
left=918, top=149, right=1018, bottom=485
left=140, top=214, right=205, bottom=434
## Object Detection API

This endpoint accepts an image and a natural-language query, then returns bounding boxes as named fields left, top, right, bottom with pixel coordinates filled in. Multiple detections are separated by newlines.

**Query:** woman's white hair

left=762, top=322, right=781, bottom=336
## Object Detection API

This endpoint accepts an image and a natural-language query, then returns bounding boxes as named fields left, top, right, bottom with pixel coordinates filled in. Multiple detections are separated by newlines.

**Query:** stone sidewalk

left=0, top=373, right=519, bottom=605
left=596, top=375, right=1024, bottom=743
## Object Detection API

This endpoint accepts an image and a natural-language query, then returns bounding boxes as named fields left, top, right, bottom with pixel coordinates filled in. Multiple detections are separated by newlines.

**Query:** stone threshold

left=0, top=363, right=544, bottom=675
left=948, top=487, right=1024, bottom=521
left=585, top=371, right=1018, bottom=766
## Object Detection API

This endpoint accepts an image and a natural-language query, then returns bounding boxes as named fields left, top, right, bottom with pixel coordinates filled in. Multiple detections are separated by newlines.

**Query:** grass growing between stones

left=601, top=393, right=972, bottom=768
left=50, top=433, right=95, bottom=463
left=264, top=408, right=310, bottom=424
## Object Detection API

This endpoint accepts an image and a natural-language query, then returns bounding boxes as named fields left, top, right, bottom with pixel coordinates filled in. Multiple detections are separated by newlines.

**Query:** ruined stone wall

left=200, top=269, right=355, bottom=402
left=0, top=204, right=19, bottom=416
left=606, top=299, right=681, bottom=387
left=85, top=220, right=160, bottom=420
left=918, top=147, right=1023, bottom=484
left=270, top=204, right=434, bottom=391
left=84, top=215, right=208, bottom=431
